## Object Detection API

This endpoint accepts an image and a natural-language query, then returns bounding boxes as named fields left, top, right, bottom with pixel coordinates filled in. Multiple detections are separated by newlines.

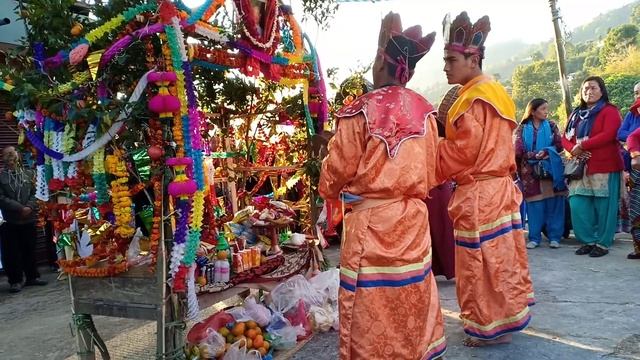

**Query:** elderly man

left=0, top=146, right=46, bottom=292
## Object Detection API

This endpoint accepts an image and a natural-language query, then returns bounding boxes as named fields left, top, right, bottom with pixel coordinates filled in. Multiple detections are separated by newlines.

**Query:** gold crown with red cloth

left=443, top=11, right=491, bottom=58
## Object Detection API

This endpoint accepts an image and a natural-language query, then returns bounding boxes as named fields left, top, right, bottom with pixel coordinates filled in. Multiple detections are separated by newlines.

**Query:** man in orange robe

left=319, top=13, right=446, bottom=360
left=437, top=12, right=535, bottom=347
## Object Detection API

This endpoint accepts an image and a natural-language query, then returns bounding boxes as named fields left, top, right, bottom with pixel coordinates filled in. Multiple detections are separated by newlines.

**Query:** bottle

left=214, top=233, right=230, bottom=283
left=214, top=257, right=230, bottom=283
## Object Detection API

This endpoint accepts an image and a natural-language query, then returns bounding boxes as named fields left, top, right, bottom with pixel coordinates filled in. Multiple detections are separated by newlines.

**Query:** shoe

left=588, top=246, right=609, bottom=258
left=628, top=252, right=640, bottom=259
left=549, top=241, right=561, bottom=249
left=526, top=241, right=539, bottom=249
left=9, top=283, right=21, bottom=293
left=575, top=244, right=595, bottom=255
left=24, top=279, right=48, bottom=286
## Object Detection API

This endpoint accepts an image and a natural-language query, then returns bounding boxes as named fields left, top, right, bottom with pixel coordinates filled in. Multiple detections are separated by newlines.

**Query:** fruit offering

left=215, top=320, right=271, bottom=358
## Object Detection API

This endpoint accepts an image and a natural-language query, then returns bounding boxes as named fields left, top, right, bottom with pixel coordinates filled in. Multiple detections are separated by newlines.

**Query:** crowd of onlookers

left=515, top=77, right=640, bottom=260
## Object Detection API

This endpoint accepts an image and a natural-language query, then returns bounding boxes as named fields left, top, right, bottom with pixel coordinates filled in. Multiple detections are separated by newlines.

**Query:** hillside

left=486, top=0, right=639, bottom=81
left=411, top=1, right=639, bottom=104
left=571, top=1, right=638, bottom=42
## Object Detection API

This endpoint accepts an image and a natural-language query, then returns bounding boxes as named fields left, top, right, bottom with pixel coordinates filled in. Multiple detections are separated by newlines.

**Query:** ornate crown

left=378, top=12, right=436, bottom=83
left=443, top=12, right=491, bottom=58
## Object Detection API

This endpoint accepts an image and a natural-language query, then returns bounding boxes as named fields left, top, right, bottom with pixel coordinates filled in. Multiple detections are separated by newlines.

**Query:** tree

left=604, top=73, right=638, bottom=115
left=604, top=45, right=640, bottom=76
left=511, top=60, right=562, bottom=121
left=531, top=51, right=544, bottom=61
left=631, top=4, right=640, bottom=26
left=599, top=24, right=640, bottom=65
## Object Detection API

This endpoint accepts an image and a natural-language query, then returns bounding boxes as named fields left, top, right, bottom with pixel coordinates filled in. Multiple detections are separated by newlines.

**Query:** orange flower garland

left=147, top=118, right=164, bottom=271
left=106, top=154, right=136, bottom=238
left=160, top=34, right=185, bottom=157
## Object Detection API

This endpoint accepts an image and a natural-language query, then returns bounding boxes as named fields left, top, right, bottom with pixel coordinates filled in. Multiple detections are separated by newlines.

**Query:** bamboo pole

left=549, top=0, right=573, bottom=119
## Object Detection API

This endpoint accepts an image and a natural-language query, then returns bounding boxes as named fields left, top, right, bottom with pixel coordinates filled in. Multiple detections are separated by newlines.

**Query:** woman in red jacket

left=562, top=76, right=623, bottom=257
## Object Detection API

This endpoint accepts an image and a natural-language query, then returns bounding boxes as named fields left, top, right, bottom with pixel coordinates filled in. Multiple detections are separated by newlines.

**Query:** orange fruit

left=246, top=320, right=258, bottom=329
left=263, top=341, right=270, bottom=351
left=253, top=335, right=264, bottom=348
left=70, top=24, right=83, bottom=36
left=255, top=327, right=262, bottom=335
left=231, top=322, right=246, bottom=337
left=235, top=335, right=247, bottom=346
left=245, top=329, right=257, bottom=339
left=257, top=347, right=267, bottom=356
left=246, top=338, right=253, bottom=349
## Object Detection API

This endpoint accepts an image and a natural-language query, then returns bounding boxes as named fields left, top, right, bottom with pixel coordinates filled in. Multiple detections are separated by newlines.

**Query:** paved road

left=0, top=236, right=638, bottom=360
left=292, top=236, right=640, bottom=360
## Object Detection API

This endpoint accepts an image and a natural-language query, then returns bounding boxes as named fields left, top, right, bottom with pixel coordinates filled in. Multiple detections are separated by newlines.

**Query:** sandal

left=575, top=244, right=594, bottom=255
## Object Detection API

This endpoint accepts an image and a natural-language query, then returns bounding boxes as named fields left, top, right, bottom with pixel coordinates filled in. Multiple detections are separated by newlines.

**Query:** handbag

left=564, top=158, right=585, bottom=180
left=531, top=161, right=552, bottom=180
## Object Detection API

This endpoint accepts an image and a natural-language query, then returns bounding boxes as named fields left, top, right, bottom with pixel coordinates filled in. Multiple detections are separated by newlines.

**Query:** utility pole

left=549, top=0, right=572, bottom=118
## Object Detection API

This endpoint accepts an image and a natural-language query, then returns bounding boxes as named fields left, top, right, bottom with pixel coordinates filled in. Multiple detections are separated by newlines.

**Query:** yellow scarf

left=445, top=75, right=516, bottom=140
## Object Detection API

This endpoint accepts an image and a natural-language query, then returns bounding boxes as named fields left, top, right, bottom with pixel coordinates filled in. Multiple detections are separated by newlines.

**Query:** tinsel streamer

left=187, top=0, right=212, bottom=25
left=169, top=242, right=186, bottom=276
left=0, top=80, right=14, bottom=92
left=174, top=201, right=191, bottom=246
left=185, top=264, right=200, bottom=320
left=33, top=42, right=45, bottom=72
left=35, top=164, right=49, bottom=201
left=52, top=130, right=65, bottom=181
left=183, top=192, right=204, bottom=266
left=131, top=148, right=151, bottom=182
left=191, top=150, right=205, bottom=190
left=34, top=110, right=43, bottom=130
left=61, top=70, right=152, bottom=162
left=92, top=149, right=110, bottom=205
left=25, top=130, right=64, bottom=160
left=22, top=71, right=149, bottom=165
left=193, top=23, right=228, bottom=43
left=170, top=17, right=189, bottom=62
left=182, top=62, right=200, bottom=142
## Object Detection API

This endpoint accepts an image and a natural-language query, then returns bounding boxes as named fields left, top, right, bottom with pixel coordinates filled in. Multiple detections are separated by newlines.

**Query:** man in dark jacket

left=0, top=146, right=46, bottom=292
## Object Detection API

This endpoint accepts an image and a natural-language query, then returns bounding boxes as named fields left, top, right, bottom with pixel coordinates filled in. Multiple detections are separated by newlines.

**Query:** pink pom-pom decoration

left=69, top=44, right=89, bottom=65
left=168, top=180, right=198, bottom=197
left=149, top=95, right=181, bottom=114
left=148, top=71, right=178, bottom=83
left=166, top=157, right=194, bottom=167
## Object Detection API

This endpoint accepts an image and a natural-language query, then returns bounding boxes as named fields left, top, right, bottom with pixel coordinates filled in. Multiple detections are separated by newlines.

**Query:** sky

left=291, top=0, right=638, bottom=85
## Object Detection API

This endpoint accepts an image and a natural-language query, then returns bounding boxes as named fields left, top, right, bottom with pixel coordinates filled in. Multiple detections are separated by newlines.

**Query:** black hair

left=579, top=76, right=609, bottom=108
left=383, top=35, right=423, bottom=79
left=521, top=98, right=548, bottom=122
left=463, top=48, right=484, bottom=70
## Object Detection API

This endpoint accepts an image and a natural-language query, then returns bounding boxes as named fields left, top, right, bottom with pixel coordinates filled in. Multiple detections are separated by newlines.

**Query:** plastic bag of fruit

left=222, top=339, right=247, bottom=360
left=245, top=297, right=271, bottom=327
left=198, top=329, right=226, bottom=359
left=309, top=268, right=339, bottom=305
left=269, top=275, right=323, bottom=314
left=284, top=299, right=312, bottom=340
